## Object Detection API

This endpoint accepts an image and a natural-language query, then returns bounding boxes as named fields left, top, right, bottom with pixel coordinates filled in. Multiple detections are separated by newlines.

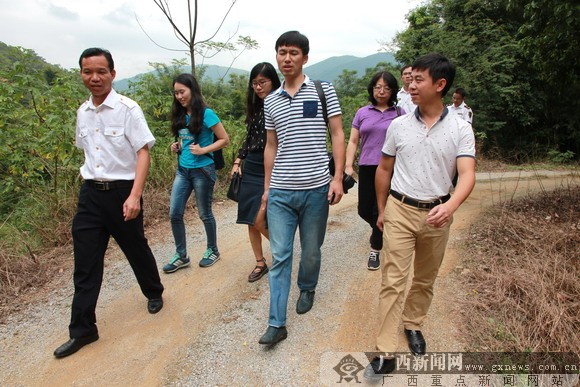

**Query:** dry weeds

left=0, top=176, right=231, bottom=322
left=461, top=186, right=580, bottom=353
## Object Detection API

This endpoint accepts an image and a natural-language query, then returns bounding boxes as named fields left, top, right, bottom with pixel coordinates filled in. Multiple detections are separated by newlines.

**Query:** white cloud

left=0, top=0, right=419, bottom=79
left=47, top=4, right=79, bottom=20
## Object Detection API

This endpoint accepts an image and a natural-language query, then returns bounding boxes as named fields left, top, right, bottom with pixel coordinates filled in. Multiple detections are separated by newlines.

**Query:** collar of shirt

left=367, top=104, right=399, bottom=113
left=84, top=89, right=120, bottom=111
left=448, top=102, right=466, bottom=110
left=414, top=105, right=450, bottom=121
left=275, top=74, right=311, bottom=97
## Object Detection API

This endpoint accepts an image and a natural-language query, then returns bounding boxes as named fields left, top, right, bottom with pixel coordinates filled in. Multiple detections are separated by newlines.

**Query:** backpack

left=211, top=134, right=225, bottom=170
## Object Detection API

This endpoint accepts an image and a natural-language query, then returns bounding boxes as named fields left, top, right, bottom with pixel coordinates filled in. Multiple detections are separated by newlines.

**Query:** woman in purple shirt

left=345, top=71, right=403, bottom=270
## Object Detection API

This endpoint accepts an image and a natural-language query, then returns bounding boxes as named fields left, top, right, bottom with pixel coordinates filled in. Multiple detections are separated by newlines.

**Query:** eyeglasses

left=251, top=80, right=271, bottom=88
left=373, top=86, right=392, bottom=92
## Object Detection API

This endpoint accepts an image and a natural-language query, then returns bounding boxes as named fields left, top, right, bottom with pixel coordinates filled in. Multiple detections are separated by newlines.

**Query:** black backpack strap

left=313, top=79, right=332, bottom=147
left=314, top=80, right=329, bottom=127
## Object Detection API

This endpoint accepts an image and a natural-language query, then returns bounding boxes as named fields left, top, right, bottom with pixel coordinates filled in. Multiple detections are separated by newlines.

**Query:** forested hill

left=0, top=42, right=63, bottom=81
left=112, top=52, right=396, bottom=91
left=0, top=41, right=395, bottom=92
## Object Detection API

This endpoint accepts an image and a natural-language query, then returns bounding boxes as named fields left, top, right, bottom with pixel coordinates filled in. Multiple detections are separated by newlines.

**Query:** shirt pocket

left=78, top=128, right=88, bottom=145
left=303, top=100, right=318, bottom=118
left=104, top=125, right=125, bottom=147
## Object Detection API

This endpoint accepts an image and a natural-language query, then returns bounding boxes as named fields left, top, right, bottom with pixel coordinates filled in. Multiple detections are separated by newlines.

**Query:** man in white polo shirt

left=365, top=53, right=476, bottom=378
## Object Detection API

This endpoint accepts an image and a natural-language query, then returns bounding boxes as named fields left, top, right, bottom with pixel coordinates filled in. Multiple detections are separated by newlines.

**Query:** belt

left=389, top=189, right=450, bottom=210
left=85, top=180, right=134, bottom=191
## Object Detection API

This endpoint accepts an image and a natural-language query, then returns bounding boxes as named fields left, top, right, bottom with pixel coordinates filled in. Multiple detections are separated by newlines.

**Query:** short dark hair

left=367, top=71, right=399, bottom=107
left=454, top=87, right=467, bottom=98
left=400, top=65, right=412, bottom=75
left=79, top=48, right=114, bottom=71
left=246, top=62, right=281, bottom=124
left=412, top=53, right=456, bottom=97
left=275, top=31, right=309, bottom=55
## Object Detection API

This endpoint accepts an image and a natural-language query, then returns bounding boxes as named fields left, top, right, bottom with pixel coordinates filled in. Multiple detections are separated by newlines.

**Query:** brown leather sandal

left=248, top=258, right=269, bottom=283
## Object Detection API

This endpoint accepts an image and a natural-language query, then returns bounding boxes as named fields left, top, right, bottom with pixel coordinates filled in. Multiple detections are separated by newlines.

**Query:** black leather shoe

left=258, top=326, right=288, bottom=345
left=53, top=334, right=99, bottom=358
left=147, top=298, right=163, bottom=314
left=405, top=329, right=426, bottom=355
left=363, top=356, right=396, bottom=380
left=296, top=290, right=315, bottom=314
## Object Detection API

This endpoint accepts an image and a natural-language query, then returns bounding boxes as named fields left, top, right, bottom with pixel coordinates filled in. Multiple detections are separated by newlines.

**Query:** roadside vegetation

left=461, top=183, right=579, bottom=353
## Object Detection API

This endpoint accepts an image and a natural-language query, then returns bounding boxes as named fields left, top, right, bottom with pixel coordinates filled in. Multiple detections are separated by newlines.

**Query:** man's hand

left=123, top=194, right=141, bottom=221
left=376, top=210, right=384, bottom=232
left=426, top=203, right=453, bottom=228
left=328, top=179, right=343, bottom=205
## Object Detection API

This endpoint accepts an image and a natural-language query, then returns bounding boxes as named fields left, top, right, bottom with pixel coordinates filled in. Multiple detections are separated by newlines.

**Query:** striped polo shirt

left=264, top=75, right=342, bottom=190
left=382, top=107, right=476, bottom=200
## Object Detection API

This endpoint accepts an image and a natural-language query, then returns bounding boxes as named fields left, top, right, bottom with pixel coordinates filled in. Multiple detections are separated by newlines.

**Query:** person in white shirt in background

left=396, top=65, right=416, bottom=114
left=448, top=87, right=473, bottom=125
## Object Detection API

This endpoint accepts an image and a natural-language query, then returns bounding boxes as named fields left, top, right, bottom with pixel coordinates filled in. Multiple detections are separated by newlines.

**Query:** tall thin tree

left=137, top=0, right=257, bottom=77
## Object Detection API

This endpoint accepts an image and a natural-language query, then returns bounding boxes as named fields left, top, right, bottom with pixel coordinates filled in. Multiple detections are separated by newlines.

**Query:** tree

left=139, top=0, right=258, bottom=77
left=0, top=45, right=87, bottom=255
left=511, top=0, right=580, bottom=154
left=388, top=0, right=579, bottom=160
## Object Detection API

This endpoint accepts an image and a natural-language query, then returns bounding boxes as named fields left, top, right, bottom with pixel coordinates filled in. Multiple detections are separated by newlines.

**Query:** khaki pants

left=376, top=196, right=452, bottom=352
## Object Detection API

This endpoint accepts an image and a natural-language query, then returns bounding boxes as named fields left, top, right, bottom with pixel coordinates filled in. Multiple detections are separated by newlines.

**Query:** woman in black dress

left=230, top=62, right=281, bottom=282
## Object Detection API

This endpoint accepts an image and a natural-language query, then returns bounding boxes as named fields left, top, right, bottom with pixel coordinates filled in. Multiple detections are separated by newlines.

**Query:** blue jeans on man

left=266, top=185, right=329, bottom=327
left=169, top=165, right=217, bottom=257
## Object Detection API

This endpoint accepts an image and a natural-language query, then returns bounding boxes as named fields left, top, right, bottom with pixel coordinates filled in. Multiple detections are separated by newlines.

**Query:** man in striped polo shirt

left=365, top=53, right=476, bottom=378
left=258, top=31, right=346, bottom=345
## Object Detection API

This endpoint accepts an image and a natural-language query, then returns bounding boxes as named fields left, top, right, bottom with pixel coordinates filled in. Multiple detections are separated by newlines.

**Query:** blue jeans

left=169, top=165, right=217, bottom=257
left=266, top=185, right=329, bottom=327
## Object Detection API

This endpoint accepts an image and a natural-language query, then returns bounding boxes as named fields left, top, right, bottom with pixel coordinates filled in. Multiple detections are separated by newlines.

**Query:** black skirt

left=236, top=151, right=266, bottom=225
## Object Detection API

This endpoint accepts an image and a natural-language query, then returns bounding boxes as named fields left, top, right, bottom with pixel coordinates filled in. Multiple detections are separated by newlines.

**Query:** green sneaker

left=199, top=248, right=220, bottom=268
left=162, top=253, right=191, bottom=273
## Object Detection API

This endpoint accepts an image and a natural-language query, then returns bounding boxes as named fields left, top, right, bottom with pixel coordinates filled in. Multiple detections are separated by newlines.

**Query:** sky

left=0, top=0, right=421, bottom=80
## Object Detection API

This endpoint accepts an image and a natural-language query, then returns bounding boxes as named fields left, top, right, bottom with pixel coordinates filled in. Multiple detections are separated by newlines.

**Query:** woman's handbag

left=227, top=172, right=242, bottom=202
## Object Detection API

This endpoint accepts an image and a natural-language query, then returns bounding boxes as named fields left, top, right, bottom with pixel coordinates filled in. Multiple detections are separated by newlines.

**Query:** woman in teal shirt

left=163, top=73, right=229, bottom=272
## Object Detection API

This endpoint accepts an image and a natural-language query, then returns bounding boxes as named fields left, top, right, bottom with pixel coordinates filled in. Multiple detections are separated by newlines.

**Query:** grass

left=0, top=170, right=233, bottom=322
left=461, top=185, right=579, bottom=353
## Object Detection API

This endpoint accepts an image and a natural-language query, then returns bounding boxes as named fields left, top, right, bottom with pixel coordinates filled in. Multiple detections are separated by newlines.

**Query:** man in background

left=449, top=87, right=474, bottom=125
left=54, top=48, right=164, bottom=358
left=397, top=65, right=416, bottom=114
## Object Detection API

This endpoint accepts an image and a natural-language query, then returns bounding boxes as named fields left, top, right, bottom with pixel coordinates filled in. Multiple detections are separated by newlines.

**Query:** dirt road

left=0, top=170, right=576, bottom=386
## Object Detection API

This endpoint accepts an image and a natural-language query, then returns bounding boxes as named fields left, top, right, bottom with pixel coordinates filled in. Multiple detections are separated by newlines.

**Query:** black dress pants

left=357, top=165, right=383, bottom=251
left=68, top=182, right=164, bottom=338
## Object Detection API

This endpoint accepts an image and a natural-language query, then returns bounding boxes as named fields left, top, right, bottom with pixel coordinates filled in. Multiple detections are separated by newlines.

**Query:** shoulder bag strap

left=313, top=80, right=331, bottom=143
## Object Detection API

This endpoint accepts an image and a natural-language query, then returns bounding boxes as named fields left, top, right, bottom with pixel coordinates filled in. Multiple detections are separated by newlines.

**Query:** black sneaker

left=367, top=250, right=380, bottom=271
left=363, top=356, right=396, bottom=380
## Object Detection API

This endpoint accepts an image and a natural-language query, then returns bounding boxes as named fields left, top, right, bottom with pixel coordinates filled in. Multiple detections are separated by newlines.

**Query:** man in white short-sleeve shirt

left=53, top=48, right=164, bottom=359
left=397, top=65, right=416, bottom=114
left=448, top=87, right=474, bottom=125
left=365, top=53, right=476, bottom=379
